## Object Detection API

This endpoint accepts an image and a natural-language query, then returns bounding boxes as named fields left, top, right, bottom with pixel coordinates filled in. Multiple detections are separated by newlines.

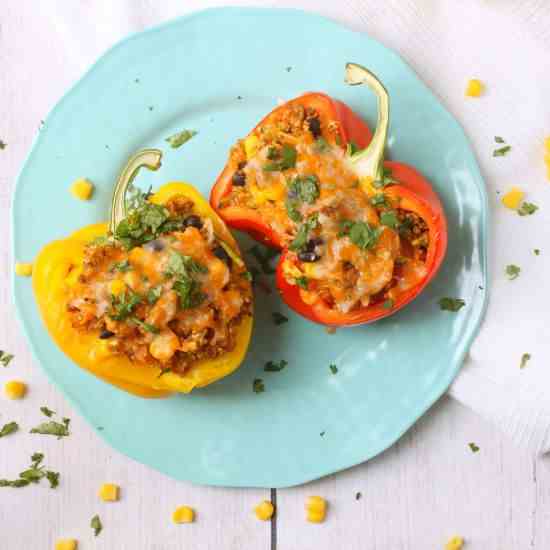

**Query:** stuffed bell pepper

left=33, top=150, right=253, bottom=397
left=211, top=63, right=447, bottom=326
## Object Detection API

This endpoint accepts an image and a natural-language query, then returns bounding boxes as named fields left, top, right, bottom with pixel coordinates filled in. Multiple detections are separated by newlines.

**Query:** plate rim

left=11, top=6, right=490, bottom=488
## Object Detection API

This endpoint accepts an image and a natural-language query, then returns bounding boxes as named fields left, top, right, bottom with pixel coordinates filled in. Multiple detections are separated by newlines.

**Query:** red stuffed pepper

left=211, top=63, right=447, bottom=326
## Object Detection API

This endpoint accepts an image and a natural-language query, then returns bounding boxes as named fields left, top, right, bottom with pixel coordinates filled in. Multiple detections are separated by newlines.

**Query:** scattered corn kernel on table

left=2, top=1, right=550, bottom=549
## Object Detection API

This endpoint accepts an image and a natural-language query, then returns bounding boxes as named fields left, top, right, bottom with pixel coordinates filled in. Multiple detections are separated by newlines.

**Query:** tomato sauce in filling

left=220, top=103, right=429, bottom=313
left=67, top=195, right=252, bottom=374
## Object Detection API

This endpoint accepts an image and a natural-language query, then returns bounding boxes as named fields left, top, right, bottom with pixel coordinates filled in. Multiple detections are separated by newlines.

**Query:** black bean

left=232, top=170, right=246, bottom=187
left=308, top=117, right=321, bottom=138
left=298, top=251, right=320, bottom=263
left=99, top=330, right=115, bottom=339
left=213, top=246, right=233, bottom=268
left=306, top=237, right=324, bottom=251
left=148, top=239, right=164, bottom=251
left=183, top=215, right=203, bottom=229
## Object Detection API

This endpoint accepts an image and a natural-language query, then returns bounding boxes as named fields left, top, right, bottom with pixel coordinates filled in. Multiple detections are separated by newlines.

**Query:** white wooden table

left=2, top=2, right=549, bottom=548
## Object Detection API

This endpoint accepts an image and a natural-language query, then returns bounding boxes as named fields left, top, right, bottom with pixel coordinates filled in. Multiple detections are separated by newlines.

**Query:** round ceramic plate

left=12, top=8, right=488, bottom=488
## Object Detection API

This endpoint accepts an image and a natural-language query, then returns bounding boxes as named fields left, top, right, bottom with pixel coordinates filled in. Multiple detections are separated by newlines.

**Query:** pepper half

left=211, top=64, right=447, bottom=326
left=33, top=149, right=253, bottom=397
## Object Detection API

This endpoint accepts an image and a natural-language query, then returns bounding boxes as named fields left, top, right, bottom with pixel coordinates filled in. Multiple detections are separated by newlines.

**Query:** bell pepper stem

left=109, top=149, right=163, bottom=234
left=344, top=63, right=389, bottom=184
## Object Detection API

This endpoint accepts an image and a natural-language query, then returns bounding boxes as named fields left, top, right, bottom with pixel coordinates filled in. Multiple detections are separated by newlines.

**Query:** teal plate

left=12, top=8, right=488, bottom=488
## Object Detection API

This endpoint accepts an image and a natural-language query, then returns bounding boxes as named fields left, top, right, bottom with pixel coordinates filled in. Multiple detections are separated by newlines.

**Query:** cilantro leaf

left=438, top=297, right=466, bottom=312
left=0, top=453, right=59, bottom=490
left=380, top=211, right=399, bottom=229
left=370, top=193, right=388, bottom=207
left=110, top=260, right=132, bottom=273
left=173, top=278, right=205, bottom=310
left=329, top=364, right=338, bottom=375
left=0, top=422, right=19, bottom=438
left=288, top=175, right=320, bottom=204
left=493, top=145, right=511, bottom=157
left=285, top=198, right=303, bottom=223
left=373, top=166, right=397, bottom=189
left=339, top=220, right=381, bottom=250
left=289, top=214, right=319, bottom=251
left=382, top=299, right=394, bottom=310
left=165, top=129, right=197, bottom=148
left=263, top=144, right=297, bottom=172
left=165, top=251, right=207, bottom=279
left=518, top=202, right=538, bottom=216
left=520, top=353, right=531, bottom=369
left=146, top=286, right=162, bottom=305
left=91, top=514, right=103, bottom=537
left=130, top=317, right=160, bottom=334
left=314, top=137, right=330, bottom=153
left=30, top=418, right=70, bottom=439
left=253, top=378, right=265, bottom=393
left=534, top=249, right=541, bottom=256
left=0, top=140, right=6, bottom=150
left=295, top=276, right=309, bottom=289
left=494, top=136, right=505, bottom=143
left=264, top=360, right=288, bottom=372
left=505, top=264, right=521, bottom=280
left=46, top=470, right=60, bottom=489
left=468, top=442, right=480, bottom=453
left=109, top=290, right=142, bottom=321
left=40, top=407, right=55, bottom=418
left=0, top=351, right=14, bottom=367
left=272, top=312, right=289, bottom=325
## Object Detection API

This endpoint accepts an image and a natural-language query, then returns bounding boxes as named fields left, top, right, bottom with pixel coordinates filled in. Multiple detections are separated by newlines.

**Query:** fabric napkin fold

left=25, top=0, right=550, bottom=459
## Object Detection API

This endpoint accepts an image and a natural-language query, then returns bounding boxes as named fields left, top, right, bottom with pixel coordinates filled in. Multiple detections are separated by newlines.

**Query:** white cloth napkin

left=8, top=0, right=550, bottom=458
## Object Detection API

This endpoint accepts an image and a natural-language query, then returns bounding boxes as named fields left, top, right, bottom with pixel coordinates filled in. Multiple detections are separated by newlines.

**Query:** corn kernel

left=445, top=535, right=465, bottom=550
left=501, top=187, right=524, bottom=210
left=15, top=262, right=33, bottom=277
left=305, top=496, right=327, bottom=523
left=254, top=500, right=275, bottom=521
left=172, top=505, right=195, bottom=524
left=544, top=137, right=550, bottom=153
left=55, top=540, right=78, bottom=550
left=70, top=178, right=94, bottom=201
left=98, top=483, right=119, bottom=502
left=244, top=135, right=260, bottom=159
left=109, top=279, right=126, bottom=296
left=4, top=380, right=27, bottom=400
left=465, top=79, right=484, bottom=97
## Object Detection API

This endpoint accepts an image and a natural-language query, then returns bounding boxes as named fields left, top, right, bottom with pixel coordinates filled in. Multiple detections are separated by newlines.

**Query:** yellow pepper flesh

left=32, top=182, right=253, bottom=398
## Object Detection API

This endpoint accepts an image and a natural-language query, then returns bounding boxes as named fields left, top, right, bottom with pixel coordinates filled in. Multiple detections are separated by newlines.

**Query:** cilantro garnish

left=272, top=312, right=289, bottom=325
left=295, top=276, right=309, bottom=289
left=0, top=351, right=14, bottom=367
left=165, top=129, right=197, bottom=149
left=173, top=278, right=205, bottom=310
left=505, top=264, right=521, bottom=280
left=329, top=364, right=338, bottom=375
left=493, top=145, right=511, bottom=157
left=373, top=166, right=397, bottom=189
left=0, top=422, right=19, bottom=438
left=0, top=453, right=59, bottom=489
left=518, top=202, right=538, bottom=216
left=289, top=214, right=319, bottom=251
left=534, top=249, right=541, bottom=256
left=314, top=137, right=330, bottom=153
left=249, top=245, right=279, bottom=275
left=380, top=211, right=399, bottom=229
left=370, top=193, right=388, bottom=207
left=285, top=198, right=303, bottom=223
left=253, top=378, right=265, bottom=393
left=109, top=290, right=142, bottom=321
left=30, top=418, right=70, bottom=439
left=91, top=514, right=103, bottom=537
left=130, top=317, right=159, bottom=334
left=0, top=140, right=6, bottom=150
left=165, top=251, right=207, bottom=279
left=263, top=144, right=297, bottom=172
left=468, top=442, right=480, bottom=453
left=520, top=353, right=531, bottom=369
left=288, top=175, right=320, bottom=204
left=339, top=220, right=381, bottom=250
left=40, top=407, right=55, bottom=418
left=146, top=286, right=162, bottom=305
left=264, top=360, right=288, bottom=372
left=438, top=297, right=465, bottom=312
left=382, top=299, right=394, bottom=310
left=110, top=260, right=132, bottom=273
left=494, top=136, right=505, bottom=143
left=346, top=141, right=361, bottom=156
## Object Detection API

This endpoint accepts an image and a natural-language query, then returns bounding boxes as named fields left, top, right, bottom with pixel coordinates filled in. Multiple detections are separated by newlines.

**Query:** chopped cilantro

left=339, top=220, right=381, bottom=250
left=534, top=249, right=541, bottom=256
left=438, top=297, right=465, bottom=312
left=0, top=453, right=59, bottom=489
left=164, top=250, right=207, bottom=279
left=295, top=276, right=309, bottom=289
left=370, top=193, right=388, bottom=207
left=272, top=312, right=289, bottom=325
left=110, top=260, right=131, bottom=273
left=0, top=422, right=19, bottom=438
left=173, top=278, right=205, bottom=310
left=165, top=129, right=197, bottom=148
left=285, top=66, right=292, bottom=72
left=249, top=245, right=279, bottom=275
left=468, top=442, right=480, bottom=453
left=89, top=235, right=111, bottom=247
left=520, top=353, right=531, bottom=369
left=288, top=175, right=320, bottom=204
left=314, top=137, right=330, bottom=153
left=505, top=264, right=521, bottom=280
left=346, top=141, right=361, bottom=156
left=253, top=378, right=265, bottom=393
left=494, top=136, right=505, bottom=143
left=329, top=364, right=338, bottom=375
left=0, top=140, right=6, bottom=150
left=46, top=471, right=60, bottom=489
left=263, top=144, right=297, bottom=172
left=518, top=202, right=538, bottom=216
left=373, top=166, right=397, bottom=189
left=40, top=407, right=55, bottom=418
left=146, top=286, right=162, bottom=305
left=130, top=317, right=160, bottom=334
left=382, top=299, right=394, bottom=310
left=241, top=270, right=253, bottom=282
left=289, top=214, right=319, bottom=251
left=30, top=418, right=70, bottom=439
left=320, top=431, right=326, bottom=437
left=109, top=290, right=142, bottom=321
left=493, top=145, right=511, bottom=157
left=91, top=514, right=103, bottom=537
left=264, top=360, right=288, bottom=372
left=285, top=198, right=303, bottom=223
left=0, top=351, right=14, bottom=367
left=380, top=211, right=399, bottom=229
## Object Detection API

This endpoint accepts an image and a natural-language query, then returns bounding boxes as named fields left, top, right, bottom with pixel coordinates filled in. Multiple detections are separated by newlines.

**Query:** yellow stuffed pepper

left=33, top=149, right=253, bottom=398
